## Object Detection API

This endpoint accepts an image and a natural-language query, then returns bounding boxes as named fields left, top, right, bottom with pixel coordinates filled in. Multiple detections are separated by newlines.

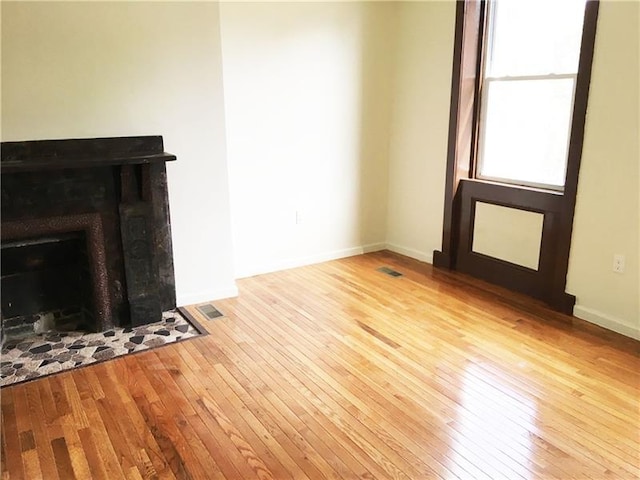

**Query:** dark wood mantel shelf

left=1, top=136, right=176, bottom=173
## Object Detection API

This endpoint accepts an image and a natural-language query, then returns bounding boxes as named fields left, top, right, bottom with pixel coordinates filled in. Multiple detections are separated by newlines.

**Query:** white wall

left=1, top=1, right=237, bottom=305
left=566, top=1, right=640, bottom=339
left=386, top=1, right=456, bottom=263
left=219, top=2, right=395, bottom=278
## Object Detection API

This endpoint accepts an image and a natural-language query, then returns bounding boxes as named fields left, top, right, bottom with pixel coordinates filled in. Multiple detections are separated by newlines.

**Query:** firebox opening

left=1, top=231, right=95, bottom=341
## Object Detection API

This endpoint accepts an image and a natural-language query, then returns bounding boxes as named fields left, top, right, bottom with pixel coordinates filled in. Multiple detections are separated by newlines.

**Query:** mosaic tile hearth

left=1, top=310, right=201, bottom=387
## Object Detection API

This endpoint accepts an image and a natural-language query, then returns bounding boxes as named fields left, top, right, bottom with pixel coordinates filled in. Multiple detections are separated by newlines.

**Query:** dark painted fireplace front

left=1, top=136, right=177, bottom=340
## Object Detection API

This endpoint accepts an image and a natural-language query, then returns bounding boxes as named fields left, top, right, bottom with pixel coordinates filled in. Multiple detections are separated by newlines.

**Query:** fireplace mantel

left=1, top=136, right=177, bottom=337
left=1, top=136, right=176, bottom=173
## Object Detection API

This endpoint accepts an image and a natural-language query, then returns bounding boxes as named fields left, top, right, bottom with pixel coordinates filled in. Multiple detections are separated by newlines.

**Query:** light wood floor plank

left=239, top=272, right=564, bottom=478
left=227, top=292, right=486, bottom=480
left=1, top=251, right=638, bottom=479
left=245, top=282, right=568, bottom=480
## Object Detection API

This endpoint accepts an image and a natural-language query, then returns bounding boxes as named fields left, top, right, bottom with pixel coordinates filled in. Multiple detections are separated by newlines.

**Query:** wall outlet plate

left=613, top=254, right=625, bottom=274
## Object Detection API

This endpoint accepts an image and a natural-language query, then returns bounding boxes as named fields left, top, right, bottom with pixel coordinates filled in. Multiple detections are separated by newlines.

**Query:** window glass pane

left=488, top=0, right=586, bottom=76
left=478, top=78, right=574, bottom=188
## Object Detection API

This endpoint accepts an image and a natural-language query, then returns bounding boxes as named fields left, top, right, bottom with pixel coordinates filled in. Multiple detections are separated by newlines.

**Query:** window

left=476, top=0, right=588, bottom=190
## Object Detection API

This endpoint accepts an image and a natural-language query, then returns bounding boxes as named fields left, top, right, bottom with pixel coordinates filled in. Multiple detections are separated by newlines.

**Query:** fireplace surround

left=1, top=136, right=177, bottom=340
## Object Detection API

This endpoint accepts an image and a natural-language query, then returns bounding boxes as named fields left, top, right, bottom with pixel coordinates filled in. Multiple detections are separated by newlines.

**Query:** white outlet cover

left=613, top=254, right=625, bottom=273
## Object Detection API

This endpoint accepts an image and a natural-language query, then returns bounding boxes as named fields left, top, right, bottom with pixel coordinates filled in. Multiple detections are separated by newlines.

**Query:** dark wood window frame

left=433, top=0, right=599, bottom=313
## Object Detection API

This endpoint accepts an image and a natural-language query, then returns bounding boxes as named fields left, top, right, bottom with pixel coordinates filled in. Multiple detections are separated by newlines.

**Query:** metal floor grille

left=377, top=266, right=403, bottom=277
left=197, top=304, right=224, bottom=320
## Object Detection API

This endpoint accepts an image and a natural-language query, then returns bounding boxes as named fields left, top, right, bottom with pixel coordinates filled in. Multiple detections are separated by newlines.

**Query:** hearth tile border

left=0, top=309, right=203, bottom=388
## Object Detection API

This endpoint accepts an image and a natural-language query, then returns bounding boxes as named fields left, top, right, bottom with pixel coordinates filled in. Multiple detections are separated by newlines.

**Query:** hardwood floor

left=1, top=251, right=639, bottom=479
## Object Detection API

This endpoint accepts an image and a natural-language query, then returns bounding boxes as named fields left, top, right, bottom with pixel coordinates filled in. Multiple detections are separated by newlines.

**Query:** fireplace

left=2, top=232, right=93, bottom=338
left=1, top=136, right=177, bottom=341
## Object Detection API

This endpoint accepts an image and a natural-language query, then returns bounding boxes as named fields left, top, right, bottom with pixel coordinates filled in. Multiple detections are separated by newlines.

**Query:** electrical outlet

left=295, top=210, right=303, bottom=225
left=613, top=254, right=625, bottom=273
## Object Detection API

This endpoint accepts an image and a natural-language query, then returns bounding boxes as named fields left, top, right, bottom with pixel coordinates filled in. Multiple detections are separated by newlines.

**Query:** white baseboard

left=236, top=242, right=387, bottom=279
left=385, top=242, right=433, bottom=264
left=362, top=242, right=387, bottom=254
left=177, top=283, right=239, bottom=307
left=573, top=305, right=640, bottom=340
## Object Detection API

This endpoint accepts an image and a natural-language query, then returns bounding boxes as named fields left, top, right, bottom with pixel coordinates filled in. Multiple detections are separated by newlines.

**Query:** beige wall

left=566, top=1, right=640, bottom=338
left=472, top=203, right=543, bottom=271
left=1, top=1, right=237, bottom=305
left=386, top=1, right=455, bottom=263
left=219, top=2, right=395, bottom=277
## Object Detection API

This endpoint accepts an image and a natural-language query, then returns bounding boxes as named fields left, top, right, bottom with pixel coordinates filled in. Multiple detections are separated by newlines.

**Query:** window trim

left=433, top=0, right=600, bottom=313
